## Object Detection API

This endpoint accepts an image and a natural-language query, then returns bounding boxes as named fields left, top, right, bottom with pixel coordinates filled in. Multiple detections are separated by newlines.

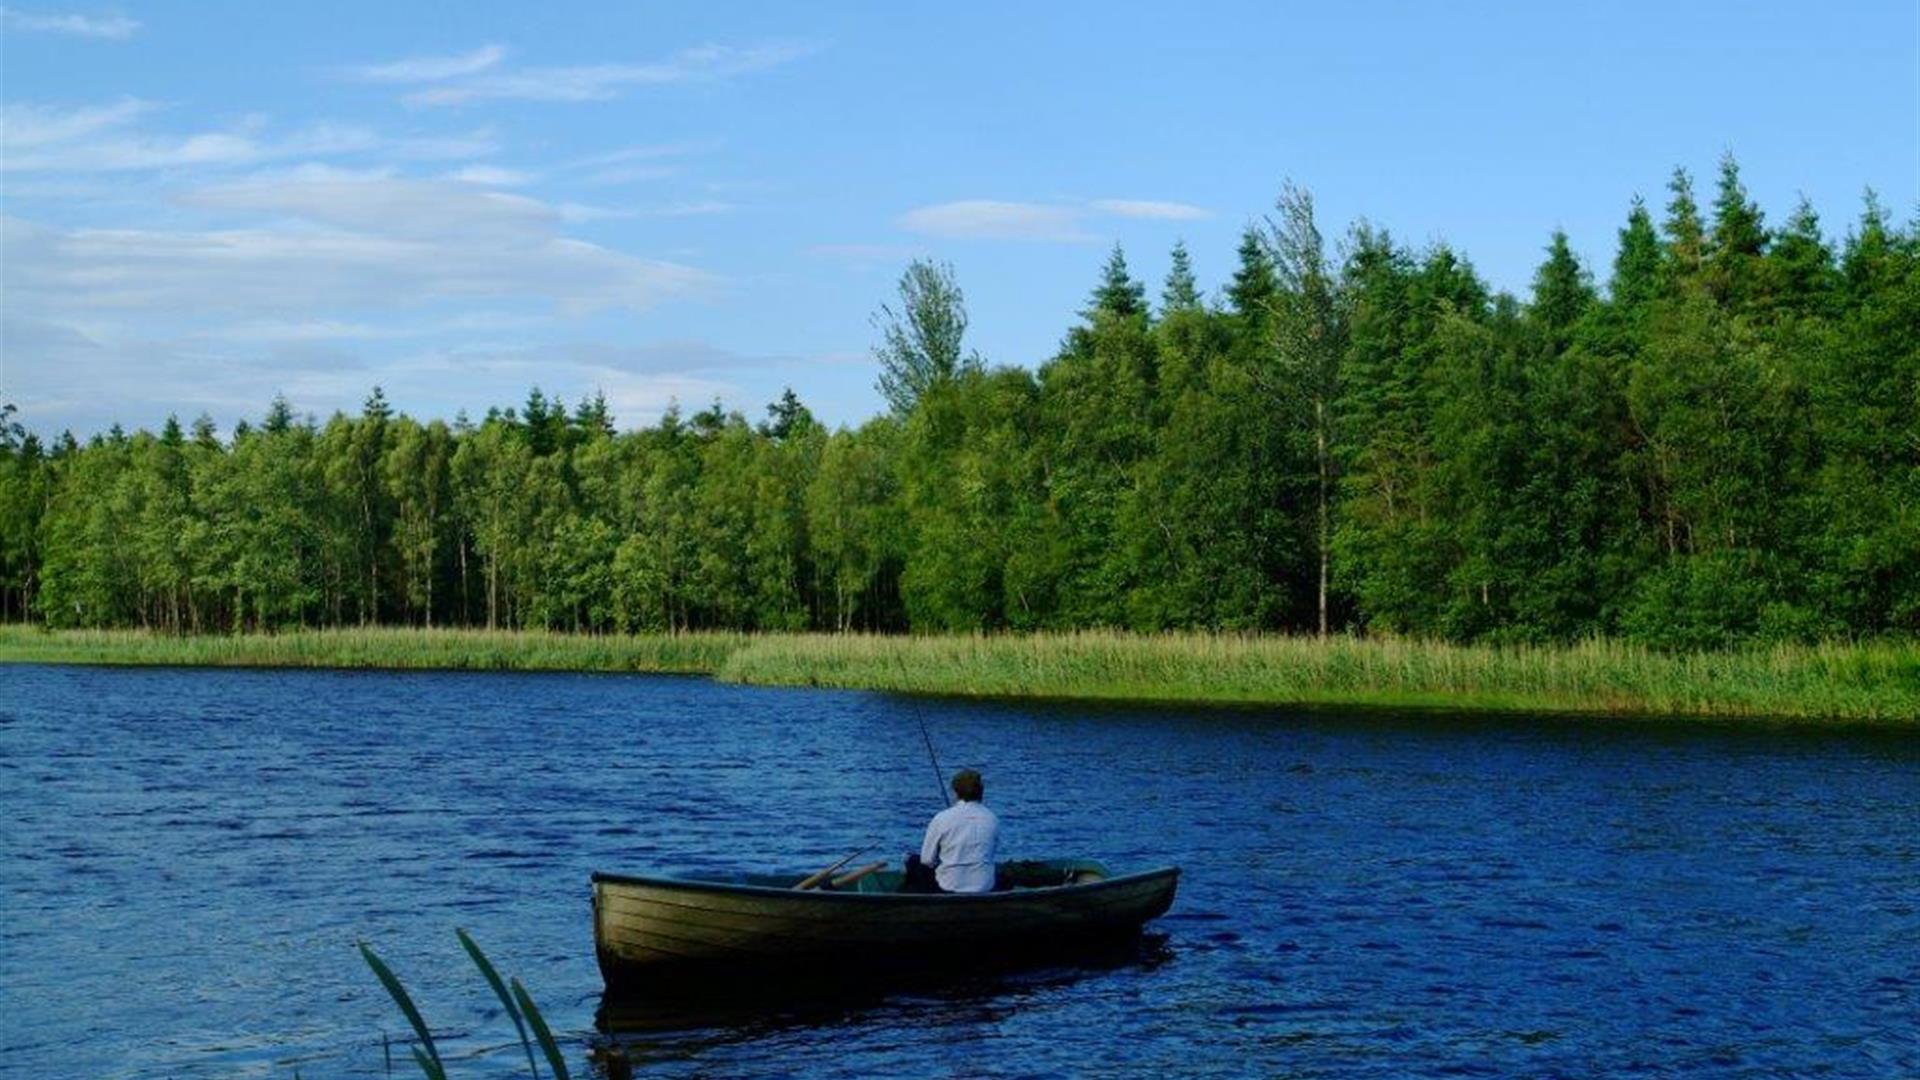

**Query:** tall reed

left=4, top=625, right=1913, bottom=722
left=357, top=933, right=570, bottom=1079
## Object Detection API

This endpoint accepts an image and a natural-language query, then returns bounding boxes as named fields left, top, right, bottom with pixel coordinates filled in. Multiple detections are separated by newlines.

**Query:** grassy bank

left=0, top=625, right=745, bottom=674
left=718, top=632, right=1920, bottom=723
left=2, top=625, right=1915, bottom=723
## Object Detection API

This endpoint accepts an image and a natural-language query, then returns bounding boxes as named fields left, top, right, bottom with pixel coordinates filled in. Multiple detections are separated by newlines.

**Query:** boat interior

left=734, top=858, right=1113, bottom=894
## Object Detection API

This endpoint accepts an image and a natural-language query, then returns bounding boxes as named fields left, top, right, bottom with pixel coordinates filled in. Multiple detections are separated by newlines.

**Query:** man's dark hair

left=951, top=768, right=983, bottom=802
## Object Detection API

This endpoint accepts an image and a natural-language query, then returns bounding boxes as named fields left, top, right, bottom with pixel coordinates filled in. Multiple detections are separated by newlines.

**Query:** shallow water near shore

left=2, top=664, right=1915, bottom=1077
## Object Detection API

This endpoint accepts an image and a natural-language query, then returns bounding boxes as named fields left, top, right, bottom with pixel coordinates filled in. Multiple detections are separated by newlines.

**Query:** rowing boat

left=591, top=859, right=1179, bottom=990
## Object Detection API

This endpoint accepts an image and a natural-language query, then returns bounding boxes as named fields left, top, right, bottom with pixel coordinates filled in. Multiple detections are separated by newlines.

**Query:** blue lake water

left=1, top=664, right=1916, bottom=1078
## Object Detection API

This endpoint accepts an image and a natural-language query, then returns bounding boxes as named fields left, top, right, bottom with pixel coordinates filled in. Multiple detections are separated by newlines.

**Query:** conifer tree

left=1769, top=197, right=1836, bottom=315
left=1226, top=226, right=1279, bottom=320
left=1161, top=241, right=1201, bottom=313
left=1531, top=230, right=1595, bottom=349
left=1706, top=153, right=1768, bottom=307
left=1609, top=197, right=1664, bottom=310
left=1663, top=167, right=1706, bottom=285
left=1086, top=245, right=1147, bottom=319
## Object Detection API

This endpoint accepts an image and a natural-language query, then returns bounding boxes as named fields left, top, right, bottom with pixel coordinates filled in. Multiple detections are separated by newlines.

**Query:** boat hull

left=591, top=865, right=1179, bottom=991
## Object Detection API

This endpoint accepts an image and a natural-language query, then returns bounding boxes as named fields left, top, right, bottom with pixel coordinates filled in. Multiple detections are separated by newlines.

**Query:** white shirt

left=920, top=799, right=1000, bottom=893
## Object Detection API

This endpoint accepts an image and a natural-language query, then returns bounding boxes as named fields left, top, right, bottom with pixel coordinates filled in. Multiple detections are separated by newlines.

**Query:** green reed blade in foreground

left=511, top=976, right=571, bottom=1080
left=457, top=928, right=540, bottom=1079
left=357, top=942, right=446, bottom=1080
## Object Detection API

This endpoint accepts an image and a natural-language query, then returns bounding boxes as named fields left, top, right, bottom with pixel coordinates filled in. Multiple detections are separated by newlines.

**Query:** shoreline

left=1, top=626, right=1914, bottom=725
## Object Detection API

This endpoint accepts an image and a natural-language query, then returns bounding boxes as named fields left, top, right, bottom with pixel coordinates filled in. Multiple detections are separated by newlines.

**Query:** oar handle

left=830, top=861, right=888, bottom=889
left=794, top=846, right=869, bottom=890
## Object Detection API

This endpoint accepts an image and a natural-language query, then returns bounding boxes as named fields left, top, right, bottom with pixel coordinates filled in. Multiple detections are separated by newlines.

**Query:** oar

left=794, top=845, right=872, bottom=890
left=830, top=861, right=888, bottom=889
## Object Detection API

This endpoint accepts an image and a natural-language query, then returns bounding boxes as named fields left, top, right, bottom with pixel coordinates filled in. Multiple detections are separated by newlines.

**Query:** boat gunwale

left=591, top=865, right=1180, bottom=905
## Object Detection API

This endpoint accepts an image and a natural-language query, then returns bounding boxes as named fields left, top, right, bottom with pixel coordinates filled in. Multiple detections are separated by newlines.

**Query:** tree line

left=2, top=157, right=1914, bottom=648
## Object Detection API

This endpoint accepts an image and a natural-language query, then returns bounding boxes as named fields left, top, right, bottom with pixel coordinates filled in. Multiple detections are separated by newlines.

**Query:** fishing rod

left=895, top=651, right=950, bottom=809
left=915, top=701, right=949, bottom=810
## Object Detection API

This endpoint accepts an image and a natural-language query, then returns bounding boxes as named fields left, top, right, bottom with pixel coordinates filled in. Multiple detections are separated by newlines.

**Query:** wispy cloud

left=348, top=44, right=507, bottom=84
left=445, top=164, right=535, bottom=186
left=639, top=199, right=733, bottom=218
left=550, top=140, right=722, bottom=186
left=1, top=7, right=138, bottom=39
left=1090, top=198, right=1210, bottom=221
left=4, top=170, right=714, bottom=318
left=898, top=200, right=1092, bottom=242
left=400, top=41, right=820, bottom=106
left=810, top=242, right=922, bottom=261
left=898, top=197, right=1211, bottom=241
left=0, top=100, right=498, bottom=173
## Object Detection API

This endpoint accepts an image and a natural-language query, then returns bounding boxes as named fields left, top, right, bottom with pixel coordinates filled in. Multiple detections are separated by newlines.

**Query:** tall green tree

left=874, top=260, right=979, bottom=416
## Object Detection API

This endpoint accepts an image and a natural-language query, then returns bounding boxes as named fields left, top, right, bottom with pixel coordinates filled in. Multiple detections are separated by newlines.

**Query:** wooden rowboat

left=591, top=859, right=1179, bottom=991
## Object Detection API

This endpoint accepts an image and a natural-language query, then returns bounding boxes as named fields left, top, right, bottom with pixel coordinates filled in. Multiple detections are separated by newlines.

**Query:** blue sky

left=3, top=1, right=1915, bottom=437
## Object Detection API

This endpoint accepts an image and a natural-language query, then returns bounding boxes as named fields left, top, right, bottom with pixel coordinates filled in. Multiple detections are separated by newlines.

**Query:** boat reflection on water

left=590, top=933, right=1175, bottom=1076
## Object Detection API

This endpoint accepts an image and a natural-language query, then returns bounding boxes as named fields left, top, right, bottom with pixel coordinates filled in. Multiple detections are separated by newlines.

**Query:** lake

left=1, top=665, right=1915, bottom=1077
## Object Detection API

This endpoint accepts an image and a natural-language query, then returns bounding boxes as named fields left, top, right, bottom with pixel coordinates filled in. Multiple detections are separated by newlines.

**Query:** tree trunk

left=1316, top=397, right=1330, bottom=639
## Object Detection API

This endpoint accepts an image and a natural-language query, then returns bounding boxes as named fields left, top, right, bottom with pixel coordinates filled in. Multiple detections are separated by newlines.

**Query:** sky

left=2, top=1, right=1916, bottom=438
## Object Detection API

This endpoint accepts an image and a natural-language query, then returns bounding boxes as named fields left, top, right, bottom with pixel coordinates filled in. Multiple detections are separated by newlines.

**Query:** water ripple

left=1, top=665, right=1916, bottom=1078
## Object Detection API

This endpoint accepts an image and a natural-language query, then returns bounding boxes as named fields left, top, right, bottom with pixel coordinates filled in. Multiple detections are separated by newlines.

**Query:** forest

left=1, top=157, right=1914, bottom=650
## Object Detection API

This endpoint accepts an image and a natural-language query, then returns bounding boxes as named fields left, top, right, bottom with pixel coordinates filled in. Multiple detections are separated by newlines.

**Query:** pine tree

left=1085, top=244, right=1147, bottom=319
left=1530, top=230, right=1595, bottom=349
left=1609, top=197, right=1663, bottom=310
left=1225, top=227, right=1278, bottom=320
left=1663, top=167, right=1706, bottom=285
left=759, top=388, right=816, bottom=441
left=263, top=395, right=296, bottom=435
left=1769, top=196, right=1836, bottom=315
left=1707, top=152, right=1768, bottom=307
left=572, top=391, right=615, bottom=438
left=1161, top=241, right=1201, bottom=313
left=1709, top=153, right=1768, bottom=259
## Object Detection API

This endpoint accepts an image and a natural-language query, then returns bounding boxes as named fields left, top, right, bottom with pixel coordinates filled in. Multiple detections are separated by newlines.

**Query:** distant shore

left=0, top=626, right=1913, bottom=724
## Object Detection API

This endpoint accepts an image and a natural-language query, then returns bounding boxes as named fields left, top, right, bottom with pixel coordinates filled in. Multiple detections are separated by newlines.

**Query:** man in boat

left=903, top=768, right=1000, bottom=893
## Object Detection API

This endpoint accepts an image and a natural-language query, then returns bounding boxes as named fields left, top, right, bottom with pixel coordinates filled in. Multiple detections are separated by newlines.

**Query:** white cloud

left=3, top=170, right=713, bottom=318
left=193, top=319, right=393, bottom=344
left=404, top=41, right=818, bottom=106
left=639, top=200, right=733, bottom=218
left=897, top=197, right=1212, bottom=241
left=0, top=97, right=153, bottom=148
left=1, top=7, right=138, bottom=39
left=348, top=44, right=506, bottom=84
left=897, top=200, right=1091, bottom=242
left=810, top=243, right=921, bottom=260
left=0, top=100, right=499, bottom=173
left=1090, top=198, right=1210, bottom=221
left=444, top=164, right=536, bottom=186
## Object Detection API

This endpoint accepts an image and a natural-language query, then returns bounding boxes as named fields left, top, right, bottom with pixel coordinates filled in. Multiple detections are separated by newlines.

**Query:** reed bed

left=717, top=632, right=1920, bottom=723
left=3, top=625, right=1914, bottom=722
left=0, top=625, right=745, bottom=674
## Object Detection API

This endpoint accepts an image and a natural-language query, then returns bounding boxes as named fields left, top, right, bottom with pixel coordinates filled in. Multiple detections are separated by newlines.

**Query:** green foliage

left=458, top=928, right=540, bottom=1079
left=357, top=942, right=445, bottom=1080
left=511, top=977, right=570, bottom=1080
left=359, top=931, right=571, bottom=1079
left=2, top=159, right=1914, bottom=654
left=873, top=259, right=978, bottom=416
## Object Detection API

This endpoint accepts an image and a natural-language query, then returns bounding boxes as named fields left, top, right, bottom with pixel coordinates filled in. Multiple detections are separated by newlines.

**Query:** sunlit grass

left=0, top=624, right=741, bottom=674
left=2, top=624, right=1914, bottom=722
left=716, top=631, right=1920, bottom=723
